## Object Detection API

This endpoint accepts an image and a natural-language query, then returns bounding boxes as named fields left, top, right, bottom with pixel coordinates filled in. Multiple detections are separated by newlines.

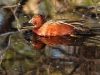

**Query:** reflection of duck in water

left=22, top=14, right=94, bottom=37
left=31, top=35, right=85, bottom=49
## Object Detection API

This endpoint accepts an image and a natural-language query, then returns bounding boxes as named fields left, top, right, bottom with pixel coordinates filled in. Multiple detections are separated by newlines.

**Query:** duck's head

left=29, top=14, right=46, bottom=28
left=22, top=14, right=46, bottom=29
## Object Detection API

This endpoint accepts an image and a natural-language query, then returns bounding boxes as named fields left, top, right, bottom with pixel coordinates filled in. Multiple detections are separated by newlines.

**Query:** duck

left=22, top=14, right=93, bottom=36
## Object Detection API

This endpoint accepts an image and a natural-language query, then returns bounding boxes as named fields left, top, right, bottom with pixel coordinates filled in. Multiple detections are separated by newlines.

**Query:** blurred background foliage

left=0, top=0, right=100, bottom=75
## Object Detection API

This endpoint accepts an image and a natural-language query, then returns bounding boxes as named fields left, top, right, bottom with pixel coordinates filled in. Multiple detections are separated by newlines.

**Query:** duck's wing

left=71, top=24, right=94, bottom=35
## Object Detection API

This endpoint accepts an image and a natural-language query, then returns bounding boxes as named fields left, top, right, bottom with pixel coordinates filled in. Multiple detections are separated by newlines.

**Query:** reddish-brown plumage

left=30, top=15, right=74, bottom=36
left=33, top=23, right=73, bottom=36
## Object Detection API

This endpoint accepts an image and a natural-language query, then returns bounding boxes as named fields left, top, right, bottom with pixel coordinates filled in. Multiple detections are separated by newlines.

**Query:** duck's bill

left=21, top=21, right=34, bottom=29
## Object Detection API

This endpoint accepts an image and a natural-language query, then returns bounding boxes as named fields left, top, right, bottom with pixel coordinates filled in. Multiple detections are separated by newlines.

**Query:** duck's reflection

left=31, top=35, right=85, bottom=49
left=31, top=35, right=100, bottom=59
